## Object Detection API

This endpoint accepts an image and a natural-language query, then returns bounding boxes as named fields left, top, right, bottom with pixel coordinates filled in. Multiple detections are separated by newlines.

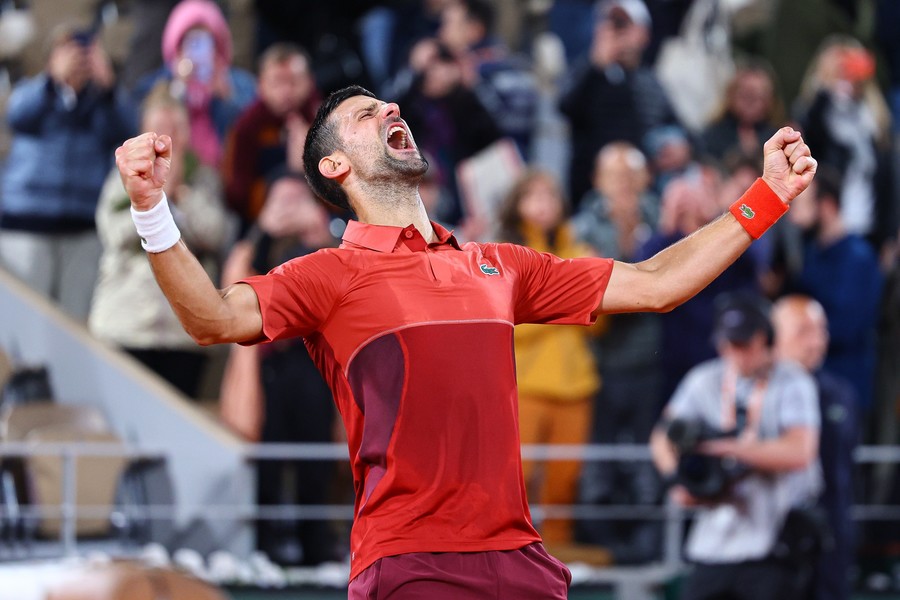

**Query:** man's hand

left=697, top=437, right=742, bottom=457
left=48, top=41, right=90, bottom=91
left=760, top=127, right=818, bottom=204
left=88, top=43, right=115, bottom=90
left=669, top=485, right=704, bottom=507
left=115, top=132, right=172, bottom=211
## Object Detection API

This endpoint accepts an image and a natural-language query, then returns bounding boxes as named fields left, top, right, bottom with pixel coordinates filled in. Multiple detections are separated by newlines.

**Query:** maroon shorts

left=348, top=542, right=571, bottom=599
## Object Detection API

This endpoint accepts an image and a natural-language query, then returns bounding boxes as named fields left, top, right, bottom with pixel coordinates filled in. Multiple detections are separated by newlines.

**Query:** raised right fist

left=115, top=132, right=172, bottom=212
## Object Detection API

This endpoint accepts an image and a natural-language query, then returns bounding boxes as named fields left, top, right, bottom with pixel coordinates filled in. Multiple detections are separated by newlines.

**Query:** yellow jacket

left=513, top=223, right=603, bottom=400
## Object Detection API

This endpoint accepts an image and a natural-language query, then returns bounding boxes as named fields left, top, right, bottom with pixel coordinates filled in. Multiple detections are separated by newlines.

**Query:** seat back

left=25, top=423, right=128, bottom=537
left=1, top=402, right=109, bottom=441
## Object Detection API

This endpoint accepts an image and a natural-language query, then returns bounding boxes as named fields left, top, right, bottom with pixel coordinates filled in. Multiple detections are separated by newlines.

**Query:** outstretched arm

left=598, top=127, right=817, bottom=314
left=116, top=132, right=263, bottom=345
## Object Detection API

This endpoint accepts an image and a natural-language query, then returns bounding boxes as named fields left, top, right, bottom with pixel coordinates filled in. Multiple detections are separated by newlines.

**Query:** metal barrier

left=2, top=442, right=900, bottom=600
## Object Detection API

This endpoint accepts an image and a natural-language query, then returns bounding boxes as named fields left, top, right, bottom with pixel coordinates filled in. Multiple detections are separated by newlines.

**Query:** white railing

left=2, top=442, right=898, bottom=600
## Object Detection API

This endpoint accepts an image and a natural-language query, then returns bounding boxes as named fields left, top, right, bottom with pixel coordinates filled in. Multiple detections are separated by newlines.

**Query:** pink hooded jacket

left=161, top=0, right=238, bottom=165
left=162, top=0, right=233, bottom=68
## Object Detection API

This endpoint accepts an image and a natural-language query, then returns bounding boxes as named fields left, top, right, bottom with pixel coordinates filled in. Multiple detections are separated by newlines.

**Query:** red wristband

left=729, top=178, right=787, bottom=240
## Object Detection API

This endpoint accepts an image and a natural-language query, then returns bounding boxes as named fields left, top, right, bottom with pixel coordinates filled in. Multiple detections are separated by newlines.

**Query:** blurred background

left=0, top=0, right=898, bottom=598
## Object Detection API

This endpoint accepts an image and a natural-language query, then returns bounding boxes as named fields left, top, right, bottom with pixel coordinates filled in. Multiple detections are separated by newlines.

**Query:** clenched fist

left=115, top=132, right=172, bottom=212
left=760, top=127, right=818, bottom=205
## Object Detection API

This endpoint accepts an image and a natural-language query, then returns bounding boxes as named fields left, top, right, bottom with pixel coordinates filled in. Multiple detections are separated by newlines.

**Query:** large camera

left=666, top=418, right=748, bottom=500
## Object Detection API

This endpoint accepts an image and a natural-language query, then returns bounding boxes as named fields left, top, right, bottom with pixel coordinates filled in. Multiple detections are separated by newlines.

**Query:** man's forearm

left=650, top=427, right=678, bottom=477
left=637, top=212, right=752, bottom=311
left=702, top=427, right=818, bottom=473
left=148, top=241, right=261, bottom=345
left=602, top=212, right=752, bottom=313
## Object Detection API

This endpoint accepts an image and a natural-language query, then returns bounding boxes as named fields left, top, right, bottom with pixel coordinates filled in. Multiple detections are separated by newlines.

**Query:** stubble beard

left=374, top=146, right=429, bottom=182
left=357, top=146, right=430, bottom=203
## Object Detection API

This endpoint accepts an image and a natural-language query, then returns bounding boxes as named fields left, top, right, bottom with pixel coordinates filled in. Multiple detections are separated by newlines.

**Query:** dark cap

left=712, top=293, right=773, bottom=345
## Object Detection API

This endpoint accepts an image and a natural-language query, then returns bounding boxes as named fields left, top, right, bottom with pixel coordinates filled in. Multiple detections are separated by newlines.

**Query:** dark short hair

left=258, top=42, right=310, bottom=72
left=302, top=85, right=377, bottom=212
left=712, top=291, right=774, bottom=347
left=460, top=0, right=495, bottom=34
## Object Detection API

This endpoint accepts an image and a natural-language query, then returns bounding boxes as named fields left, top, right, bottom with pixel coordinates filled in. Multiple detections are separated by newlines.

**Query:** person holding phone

left=132, top=0, right=256, bottom=166
left=0, top=22, right=134, bottom=321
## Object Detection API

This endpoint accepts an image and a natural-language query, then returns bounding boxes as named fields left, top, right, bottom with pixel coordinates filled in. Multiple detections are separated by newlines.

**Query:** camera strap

left=720, top=365, right=767, bottom=441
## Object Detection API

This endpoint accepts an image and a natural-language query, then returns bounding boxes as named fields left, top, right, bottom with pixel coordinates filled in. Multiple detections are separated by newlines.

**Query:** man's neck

left=352, top=187, right=437, bottom=244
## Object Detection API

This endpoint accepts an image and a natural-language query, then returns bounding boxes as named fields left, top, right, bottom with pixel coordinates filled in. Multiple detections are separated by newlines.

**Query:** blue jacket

left=1, top=75, right=135, bottom=232
left=797, top=234, right=884, bottom=411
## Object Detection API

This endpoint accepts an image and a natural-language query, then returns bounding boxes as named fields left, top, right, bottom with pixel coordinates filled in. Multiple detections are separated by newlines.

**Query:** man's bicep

left=221, top=282, right=264, bottom=344
left=596, top=260, right=663, bottom=315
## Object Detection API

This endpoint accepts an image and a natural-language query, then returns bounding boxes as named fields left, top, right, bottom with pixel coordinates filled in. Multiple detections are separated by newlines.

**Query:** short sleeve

left=499, top=243, right=612, bottom=325
left=239, top=250, right=345, bottom=343
left=777, top=367, right=820, bottom=431
left=666, top=365, right=710, bottom=423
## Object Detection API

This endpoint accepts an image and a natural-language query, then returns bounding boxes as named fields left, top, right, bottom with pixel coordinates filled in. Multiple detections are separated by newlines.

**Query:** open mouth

left=386, top=124, right=412, bottom=150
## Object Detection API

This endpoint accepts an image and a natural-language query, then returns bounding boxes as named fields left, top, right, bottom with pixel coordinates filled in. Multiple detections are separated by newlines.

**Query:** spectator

left=793, top=35, right=895, bottom=249
left=700, top=58, right=783, bottom=163
left=786, top=167, right=884, bottom=425
left=219, top=171, right=343, bottom=565
left=497, top=169, right=600, bottom=548
left=773, top=294, right=858, bottom=600
left=559, top=0, right=678, bottom=208
left=253, top=1, right=372, bottom=95
left=391, top=39, right=502, bottom=224
left=89, top=84, right=228, bottom=397
left=547, top=0, right=596, bottom=66
left=437, top=0, right=539, bottom=159
left=650, top=293, right=822, bottom=600
left=358, top=0, right=451, bottom=96
left=761, top=0, right=858, bottom=112
left=571, top=141, right=663, bottom=563
left=0, top=22, right=134, bottom=321
left=120, top=0, right=181, bottom=92
left=134, top=0, right=256, bottom=167
left=644, top=124, right=698, bottom=197
left=221, top=43, right=321, bottom=231
left=638, top=174, right=763, bottom=401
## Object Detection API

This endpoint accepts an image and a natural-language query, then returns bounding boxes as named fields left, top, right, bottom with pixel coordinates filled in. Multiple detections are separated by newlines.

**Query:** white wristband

left=130, top=193, right=181, bottom=253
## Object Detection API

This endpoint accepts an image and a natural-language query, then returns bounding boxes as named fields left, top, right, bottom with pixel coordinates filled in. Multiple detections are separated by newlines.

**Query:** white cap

left=596, top=0, right=652, bottom=28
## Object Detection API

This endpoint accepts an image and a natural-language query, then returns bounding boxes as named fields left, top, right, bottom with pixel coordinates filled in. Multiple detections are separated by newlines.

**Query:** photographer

left=0, top=21, right=135, bottom=321
left=559, top=0, right=679, bottom=208
left=650, top=293, right=823, bottom=600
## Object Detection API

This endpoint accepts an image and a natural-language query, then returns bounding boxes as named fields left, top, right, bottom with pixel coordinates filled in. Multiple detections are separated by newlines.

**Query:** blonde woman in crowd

left=793, top=34, right=894, bottom=249
left=89, top=84, right=228, bottom=397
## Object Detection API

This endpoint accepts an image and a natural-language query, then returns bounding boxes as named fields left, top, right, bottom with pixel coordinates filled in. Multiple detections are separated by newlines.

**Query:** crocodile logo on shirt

left=480, top=264, right=500, bottom=276
left=739, top=204, right=755, bottom=219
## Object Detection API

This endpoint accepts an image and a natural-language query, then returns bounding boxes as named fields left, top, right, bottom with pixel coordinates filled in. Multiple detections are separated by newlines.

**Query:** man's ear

left=319, top=153, right=350, bottom=181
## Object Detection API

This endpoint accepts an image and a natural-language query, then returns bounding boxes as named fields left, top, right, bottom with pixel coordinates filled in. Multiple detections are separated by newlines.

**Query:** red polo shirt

left=240, top=220, right=613, bottom=580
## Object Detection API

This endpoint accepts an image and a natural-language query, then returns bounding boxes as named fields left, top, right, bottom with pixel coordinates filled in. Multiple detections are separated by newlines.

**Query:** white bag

left=655, top=0, right=737, bottom=133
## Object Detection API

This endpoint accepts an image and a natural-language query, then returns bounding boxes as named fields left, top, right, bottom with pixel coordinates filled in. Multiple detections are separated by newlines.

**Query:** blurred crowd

left=0, top=0, right=898, bottom=591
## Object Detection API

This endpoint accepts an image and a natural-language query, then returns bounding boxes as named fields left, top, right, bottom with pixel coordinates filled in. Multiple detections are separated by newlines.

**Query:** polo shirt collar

left=342, top=220, right=461, bottom=252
